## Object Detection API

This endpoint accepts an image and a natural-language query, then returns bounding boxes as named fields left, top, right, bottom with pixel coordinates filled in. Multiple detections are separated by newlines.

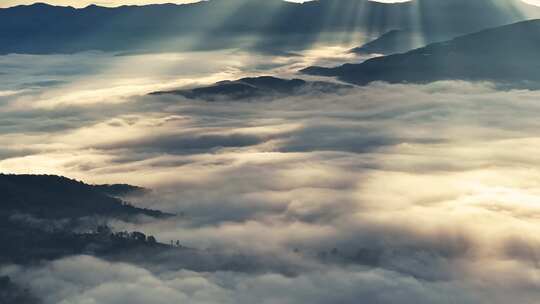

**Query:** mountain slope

left=0, top=174, right=167, bottom=219
left=302, top=19, right=540, bottom=86
left=0, top=174, right=174, bottom=266
left=0, top=0, right=539, bottom=54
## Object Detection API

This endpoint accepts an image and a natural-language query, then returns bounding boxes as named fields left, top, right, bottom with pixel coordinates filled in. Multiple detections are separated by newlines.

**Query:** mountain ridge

left=0, top=173, right=168, bottom=219
left=1, top=0, right=539, bottom=54
left=302, top=19, right=540, bottom=87
left=150, top=76, right=352, bottom=101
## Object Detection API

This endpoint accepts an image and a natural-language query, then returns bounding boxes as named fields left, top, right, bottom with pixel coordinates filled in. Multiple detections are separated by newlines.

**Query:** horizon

left=2, top=0, right=538, bottom=9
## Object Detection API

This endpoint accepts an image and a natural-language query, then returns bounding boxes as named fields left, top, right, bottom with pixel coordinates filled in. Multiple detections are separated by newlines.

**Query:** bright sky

left=0, top=0, right=538, bottom=8
left=0, top=0, right=422, bottom=9
left=0, top=0, right=197, bottom=7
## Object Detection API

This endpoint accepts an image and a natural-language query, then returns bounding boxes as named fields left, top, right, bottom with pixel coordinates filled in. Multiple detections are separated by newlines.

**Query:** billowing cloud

left=3, top=253, right=540, bottom=304
left=3, top=48, right=540, bottom=303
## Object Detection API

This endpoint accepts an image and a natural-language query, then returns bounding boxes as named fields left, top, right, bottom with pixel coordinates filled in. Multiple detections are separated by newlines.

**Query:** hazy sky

left=1, top=0, right=539, bottom=8
left=0, top=0, right=200, bottom=7
left=0, top=0, right=437, bottom=9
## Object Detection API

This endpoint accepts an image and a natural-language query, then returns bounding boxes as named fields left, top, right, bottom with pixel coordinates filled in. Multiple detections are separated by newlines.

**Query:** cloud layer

left=2, top=50, right=540, bottom=303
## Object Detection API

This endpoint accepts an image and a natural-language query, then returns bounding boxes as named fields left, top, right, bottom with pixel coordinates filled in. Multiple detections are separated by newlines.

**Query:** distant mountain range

left=150, top=76, right=351, bottom=101
left=1, top=0, right=539, bottom=54
left=302, top=19, right=540, bottom=87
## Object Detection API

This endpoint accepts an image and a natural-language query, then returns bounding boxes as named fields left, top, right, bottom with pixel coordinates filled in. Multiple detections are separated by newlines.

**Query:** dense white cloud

left=3, top=47, right=540, bottom=302
left=3, top=253, right=540, bottom=304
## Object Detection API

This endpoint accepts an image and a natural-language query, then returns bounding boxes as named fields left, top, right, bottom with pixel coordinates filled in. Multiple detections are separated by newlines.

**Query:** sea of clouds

left=2, top=48, right=540, bottom=303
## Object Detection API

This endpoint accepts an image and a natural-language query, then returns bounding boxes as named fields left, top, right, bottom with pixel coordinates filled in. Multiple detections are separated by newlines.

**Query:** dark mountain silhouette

left=0, top=174, right=168, bottom=219
left=0, top=0, right=539, bottom=54
left=302, top=19, right=540, bottom=87
left=0, top=174, right=177, bottom=268
left=150, top=76, right=352, bottom=101
left=351, top=29, right=426, bottom=55
left=0, top=173, right=299, bottom=277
